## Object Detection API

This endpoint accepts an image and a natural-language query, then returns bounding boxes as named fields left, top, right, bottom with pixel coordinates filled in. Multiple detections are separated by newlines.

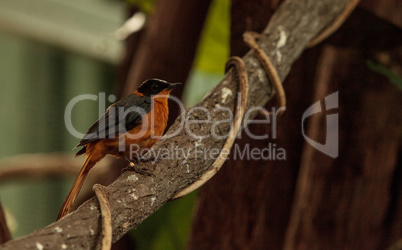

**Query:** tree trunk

left=189, top=2, right=402, bottom=250
left=283, top=6, right=402, bottom=249
left=284, top=45, right=401, bottom=250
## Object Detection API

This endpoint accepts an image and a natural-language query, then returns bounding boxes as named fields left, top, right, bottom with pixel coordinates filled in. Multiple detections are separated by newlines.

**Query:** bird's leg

left=122, top=154, right=135, bottom=167
left=136, top=148, right=156, bottom=163
left=120, top=154, right=136, bottom=174
left=120, top=153, right=153, bottom=176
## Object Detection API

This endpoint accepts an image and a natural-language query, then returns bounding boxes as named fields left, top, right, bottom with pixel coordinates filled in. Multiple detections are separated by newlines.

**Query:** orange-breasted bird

left=57, top=79, right=180, bottom=220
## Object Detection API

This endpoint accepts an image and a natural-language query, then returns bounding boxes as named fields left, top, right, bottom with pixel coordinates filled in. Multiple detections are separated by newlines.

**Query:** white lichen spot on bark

left=54, top=226, right=63, bottom=233
left=276, top=26, right=287, bottom=49
left=275, top=26, right=287, bottom=62
left=255, top=68, right=267, bottom=83
left=122, top=222, right=130, bottom=229
left=221, top=87, right=232, bottom=103
left=150, top=197, right=156, bottom=206
left=127, top=175, right=138, bottom=182
left=35, top=242, right=44, bottom=250
left=276, top=51, right=282, bottom=62
left=131, top=193, right=139, bottom=200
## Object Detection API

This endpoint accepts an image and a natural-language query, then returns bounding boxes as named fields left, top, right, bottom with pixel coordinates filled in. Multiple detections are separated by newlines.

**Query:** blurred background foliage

left=0, top=0, right=228, bottom=248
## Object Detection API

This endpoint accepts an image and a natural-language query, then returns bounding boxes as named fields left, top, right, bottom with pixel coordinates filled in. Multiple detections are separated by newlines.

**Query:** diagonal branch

left=0, top=0, right=352, bottom=248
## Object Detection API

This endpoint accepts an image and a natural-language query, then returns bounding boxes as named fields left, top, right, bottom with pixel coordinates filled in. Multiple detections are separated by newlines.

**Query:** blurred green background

left=0, top=0, right=229, bottom=248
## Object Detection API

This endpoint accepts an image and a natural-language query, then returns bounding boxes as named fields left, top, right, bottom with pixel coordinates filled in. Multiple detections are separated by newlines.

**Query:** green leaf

left=366, top=60, right=402, bottom=90
left=126, top=0, right=157, bottom=14
left=193, top=0, right=230, bottom=74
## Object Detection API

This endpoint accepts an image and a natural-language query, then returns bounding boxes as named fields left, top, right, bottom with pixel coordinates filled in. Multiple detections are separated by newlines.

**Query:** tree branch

left=0, top=0, right=352, bottom=248
left=0, top=153, right=113, bottom=181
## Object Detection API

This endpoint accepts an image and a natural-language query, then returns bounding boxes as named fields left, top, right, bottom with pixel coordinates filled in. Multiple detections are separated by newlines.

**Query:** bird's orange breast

left=86, top=90, right=171, bottom=159
left=123, top=92, right=169, bottom=157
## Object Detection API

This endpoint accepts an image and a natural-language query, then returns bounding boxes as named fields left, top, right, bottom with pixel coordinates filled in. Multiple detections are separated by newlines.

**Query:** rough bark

left=0, top=0, right=352, bottom=249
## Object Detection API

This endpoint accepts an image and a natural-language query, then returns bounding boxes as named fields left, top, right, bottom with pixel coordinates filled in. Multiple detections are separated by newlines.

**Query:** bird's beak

left=168, top=82, right=181, bottom=90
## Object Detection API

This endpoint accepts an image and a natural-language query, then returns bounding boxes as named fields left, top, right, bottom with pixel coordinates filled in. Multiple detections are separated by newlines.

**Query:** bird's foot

left=137, top=155, right=156, bottom=163
left=121, top=162, right=154, bottom=177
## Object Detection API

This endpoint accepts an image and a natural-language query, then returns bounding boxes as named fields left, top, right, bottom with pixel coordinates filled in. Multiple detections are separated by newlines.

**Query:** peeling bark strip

left=0, top=0, right=352, bottom=249
left=92, top=185, right=112, bottom=250
left=172, top=56, right=249, bottom=200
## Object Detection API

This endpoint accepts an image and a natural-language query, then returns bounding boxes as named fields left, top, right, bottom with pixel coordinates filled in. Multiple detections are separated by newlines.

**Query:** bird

left=57, top=79, right=181, bottom=220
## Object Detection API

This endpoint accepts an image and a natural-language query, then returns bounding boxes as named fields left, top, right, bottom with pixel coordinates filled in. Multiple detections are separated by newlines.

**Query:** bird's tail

left=57, top=153, right=101, bottom=220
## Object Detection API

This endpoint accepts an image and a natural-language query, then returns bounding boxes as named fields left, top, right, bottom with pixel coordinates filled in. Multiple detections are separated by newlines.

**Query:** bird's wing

left=77, top=93, right=151, bottom=146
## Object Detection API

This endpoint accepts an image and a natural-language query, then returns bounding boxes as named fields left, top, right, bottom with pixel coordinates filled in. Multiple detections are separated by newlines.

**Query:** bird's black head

left=136, top=79, right=181, bottom=97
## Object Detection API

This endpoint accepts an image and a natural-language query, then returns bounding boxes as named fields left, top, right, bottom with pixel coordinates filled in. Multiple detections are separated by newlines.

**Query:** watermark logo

left=301, top=91, right=339, bottom=158
left=63, top=90, right=340, bottom=162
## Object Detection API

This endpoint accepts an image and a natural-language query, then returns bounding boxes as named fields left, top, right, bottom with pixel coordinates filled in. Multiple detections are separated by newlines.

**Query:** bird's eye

left=152, top=84, right=159, bottom=90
